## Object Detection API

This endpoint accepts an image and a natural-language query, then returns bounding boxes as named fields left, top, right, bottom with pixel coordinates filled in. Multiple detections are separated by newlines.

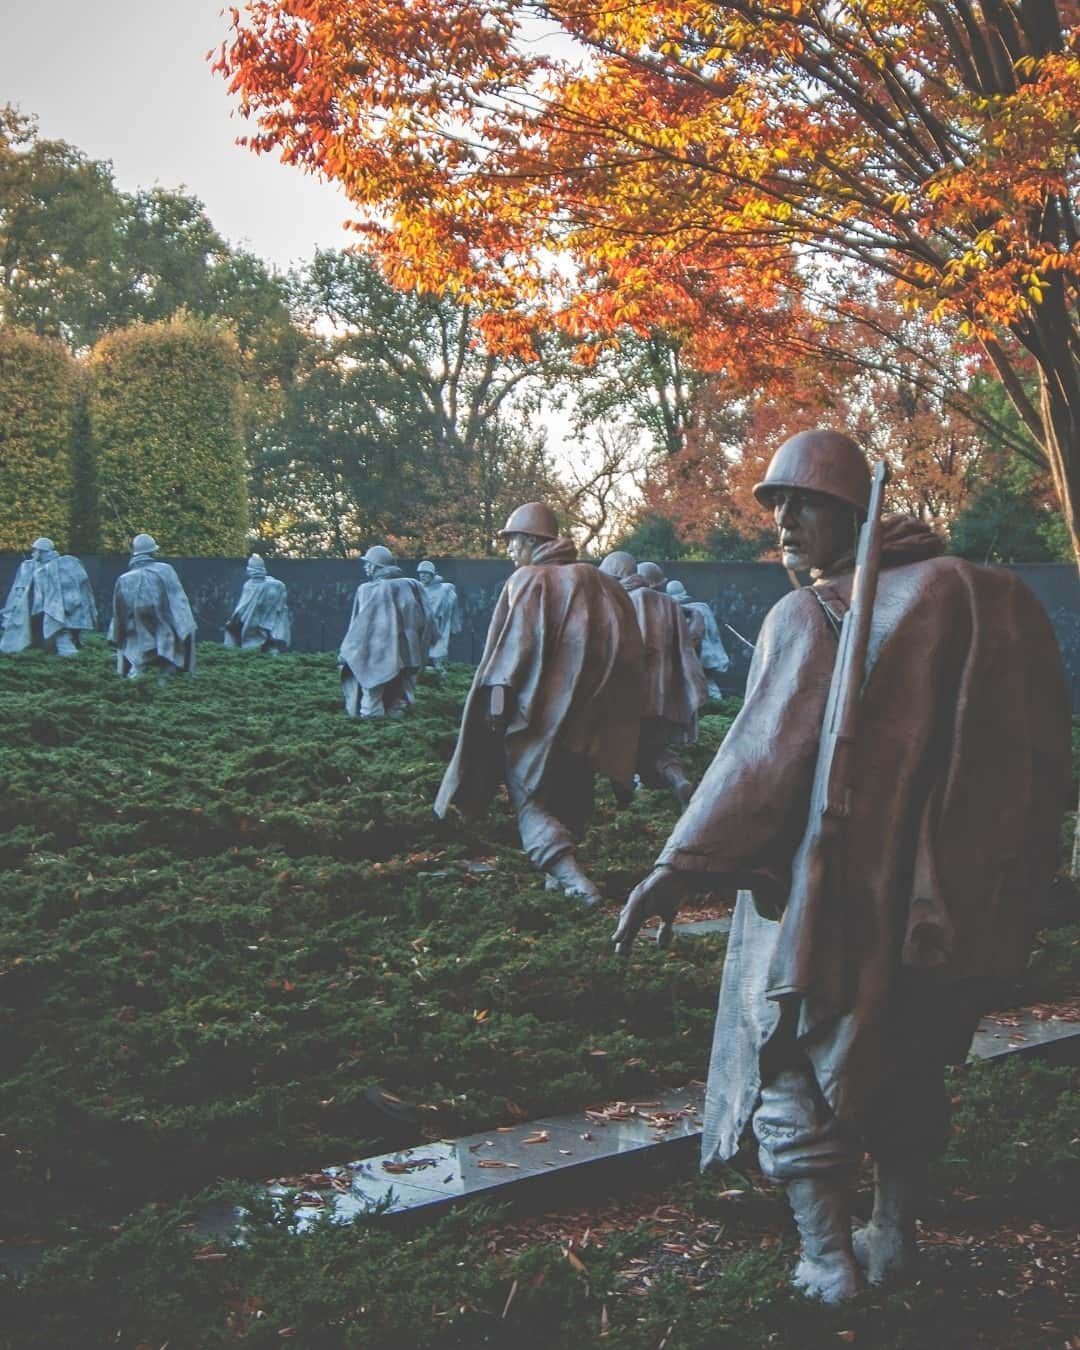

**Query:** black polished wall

left=3, top=553, right=1080, bottom=705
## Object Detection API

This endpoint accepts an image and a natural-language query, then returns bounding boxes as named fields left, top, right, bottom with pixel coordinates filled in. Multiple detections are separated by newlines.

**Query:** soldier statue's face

left=772, top=489, right=856, bottom=572
left=506, top=533, right=536, bottom=567
left=419, top=571, right=435, bottom=587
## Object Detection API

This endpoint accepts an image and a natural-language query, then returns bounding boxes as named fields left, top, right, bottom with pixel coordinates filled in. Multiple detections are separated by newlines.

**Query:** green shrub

left=0, top=328, right=79, bottom=550
left=89, top=314, right=248, bottom=555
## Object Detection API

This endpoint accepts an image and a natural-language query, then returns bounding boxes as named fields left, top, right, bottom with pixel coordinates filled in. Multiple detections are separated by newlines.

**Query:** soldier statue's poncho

left=1, top=547, right=97, bottom=654
left=435, top=538, right=643, bottom=823
left=654, top=517, right=1071, bottom=1168
left=338, top=568, right=435, bottom=717
left=109, top=556, right=197, bottom=676
left=224, top=570, right=291, bottom=652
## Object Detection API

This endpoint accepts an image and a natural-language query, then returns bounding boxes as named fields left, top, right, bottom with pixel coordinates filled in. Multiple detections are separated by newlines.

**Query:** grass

left=0, top=636, right=1077, bottom=1347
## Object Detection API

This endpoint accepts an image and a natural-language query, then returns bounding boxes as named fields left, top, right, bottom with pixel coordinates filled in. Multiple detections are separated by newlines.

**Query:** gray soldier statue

left=224, top=554, right=291, bottom=653
left=665, top=579, right=731, bottom=700
left=614, top=430, right=1071, bottom=1302
left=0, top=537, right=97, bottom=655
left=108, top=533, right=197, bottom=677
left=436, top=502, right=643, bottom=905
left=416, top=560, right=461, bottom=671
left=339, top=545, right=435, bottom=718
left=600, top=550, right=706, bottom=808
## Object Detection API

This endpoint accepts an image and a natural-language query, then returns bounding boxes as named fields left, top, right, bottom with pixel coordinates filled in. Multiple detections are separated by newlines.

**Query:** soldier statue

left=665, top=580, right=731, bottom=700
left=436, top=503, right=643, bottom=905
left=615, top=430, right=1071, bottom=1302
left=224, top=554, right=291, bottom=653
left=108, top=534, right=197, bottom=678
left=600, top=551, right=706, bottom=808
left=339, top=545, right=435, bottom=718
left=417, top=560, right=461, bottom=671
left=0, top=538, right=97, bottom=656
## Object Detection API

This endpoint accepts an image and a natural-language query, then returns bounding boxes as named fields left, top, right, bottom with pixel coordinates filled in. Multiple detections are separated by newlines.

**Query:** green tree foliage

left=253, top=250, right=560, bottom=555
left=89, top=315, right=248, bottom=555
left=0, top=328, right=79, bottom=550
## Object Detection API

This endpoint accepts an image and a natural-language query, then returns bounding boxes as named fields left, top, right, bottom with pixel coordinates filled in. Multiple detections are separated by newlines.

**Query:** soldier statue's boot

left=544, top=854, right=602, bottom=908
left=54, top=630, right=79, bottom=656
left=785, top=1179, right=864, bottom=1303
left=852, top=1161, right=920, bottom=1285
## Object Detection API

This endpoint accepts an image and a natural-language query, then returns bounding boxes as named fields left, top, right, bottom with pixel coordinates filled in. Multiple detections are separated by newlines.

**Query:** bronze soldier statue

left=600, top=550, right=706, bottom=808
left=615, top=429, right=1071, bottom=1301
left=436, top=503, right=643, bottom=905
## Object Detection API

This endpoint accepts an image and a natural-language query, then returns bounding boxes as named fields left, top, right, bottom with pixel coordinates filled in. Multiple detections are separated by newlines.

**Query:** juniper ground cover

left=1, top=638, right=1077, bottom=1348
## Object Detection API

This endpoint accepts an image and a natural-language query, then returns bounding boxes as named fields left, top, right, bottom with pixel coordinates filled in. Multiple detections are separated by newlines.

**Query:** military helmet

left=417, top=560, right=436, bottom=575
left=637, top=561, right=666, bottom=588
left=665, top=580, right=690, bottom=601
left=246, top=553, right=268, bottom=576
left=361, top=544, right=395, bottom=566
left=497, top=502, right=558, bottom=540
left=599, top=551, right=637, bottom=578
left=753, top=430, right=871, bottom=516
left=131, top=533, right=158, bottom=555
left=30, top=537, right=55, bottom=553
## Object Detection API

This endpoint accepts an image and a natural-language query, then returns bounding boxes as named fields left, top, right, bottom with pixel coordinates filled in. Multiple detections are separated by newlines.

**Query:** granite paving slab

left=190, top=1006, right=1077, bottom=1241
left=968, top=1008, right=1080, bottom=1062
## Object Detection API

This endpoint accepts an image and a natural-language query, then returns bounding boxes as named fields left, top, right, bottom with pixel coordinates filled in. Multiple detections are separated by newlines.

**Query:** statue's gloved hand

left=486, top=683, right=515, bottom=735
left=613, top=866, right=686, bottom=956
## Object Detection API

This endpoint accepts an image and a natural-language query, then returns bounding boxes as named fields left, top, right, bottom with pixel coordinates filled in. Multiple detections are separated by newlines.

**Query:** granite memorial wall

left=3, top=553, right=1080, bottom=705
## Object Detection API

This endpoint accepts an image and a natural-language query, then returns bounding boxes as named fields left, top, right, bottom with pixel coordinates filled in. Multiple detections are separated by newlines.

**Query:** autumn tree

left=219, top=2, right=1080, bottom=561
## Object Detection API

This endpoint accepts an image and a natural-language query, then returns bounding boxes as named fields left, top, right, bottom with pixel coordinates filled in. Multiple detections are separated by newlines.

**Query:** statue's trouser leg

left=392, top=670, right=418, bottom=712
left=54, top=630, right=79, bottom=656
left=360, top=684, right=386, bottom=718
left=341, top=671, right=363, bottom=717
left=853, top=977, right=979, bottom=1283
left=638, top=718, right=693, bottom=805
left=753, top=1058, right=863, bottom=1303
left=506, top=752, right=595, bottom=871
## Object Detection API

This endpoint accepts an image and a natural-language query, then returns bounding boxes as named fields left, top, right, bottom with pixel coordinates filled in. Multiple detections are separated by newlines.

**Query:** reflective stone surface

left=969, top=1009, right=1080, bottom=1062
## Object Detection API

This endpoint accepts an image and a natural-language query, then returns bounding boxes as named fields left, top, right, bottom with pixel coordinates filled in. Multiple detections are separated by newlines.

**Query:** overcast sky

left=2, top=0, right=353, bottom=272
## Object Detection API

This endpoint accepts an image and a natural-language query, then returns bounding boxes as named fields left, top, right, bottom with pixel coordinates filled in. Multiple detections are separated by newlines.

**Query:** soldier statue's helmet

left=753, top=429, right=871, bottom=517
left=246, top=554, right=268, bottom=576
left=30, top=537, right=55, bottom=554
left=637, top=561, right=666, bottom=587
left=599, top=551, right=637, bottom=578
left=665, top=580, right=690, bottom=601
left=361, top=545, right=395, bottom=566
left=131, top=533, right=159, bottom=555
left=497, top=502, right=559, bottom=540
left=417, top=560, right=437, bottom=575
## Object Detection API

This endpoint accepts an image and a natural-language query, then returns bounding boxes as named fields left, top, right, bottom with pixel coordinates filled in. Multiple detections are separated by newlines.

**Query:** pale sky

left=2, top=0, right=353, bottom=272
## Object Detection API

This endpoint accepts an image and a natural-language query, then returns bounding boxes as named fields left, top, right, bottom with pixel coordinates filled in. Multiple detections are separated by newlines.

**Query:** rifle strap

left=811, top=589, right=844, bottom=642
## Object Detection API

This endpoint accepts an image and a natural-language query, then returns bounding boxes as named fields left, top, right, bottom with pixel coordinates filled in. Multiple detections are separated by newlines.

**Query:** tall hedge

left=89, top=315, right=248, bottom=555
left=0, top=329, right=78, bottom=551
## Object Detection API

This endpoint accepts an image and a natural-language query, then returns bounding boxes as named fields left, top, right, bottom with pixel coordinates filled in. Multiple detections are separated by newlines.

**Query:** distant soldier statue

left=636, top=560, right=667, bottom=590
left=224, top=554, right=291, bottom=653
left=108, top=534, right=197, bottom=677
left=436, top=502, right=643, bottom=905
left=666, top=580, right=731, bottom=700
left=0, top=537, right=97, bottom=656
left=416, top=559, right=461, bottom=671
left=339, top=545, right=436, bottom=718
left=615, top=430, right=1071, bottom=1303
left=600, top=551, right=706, bottom=808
